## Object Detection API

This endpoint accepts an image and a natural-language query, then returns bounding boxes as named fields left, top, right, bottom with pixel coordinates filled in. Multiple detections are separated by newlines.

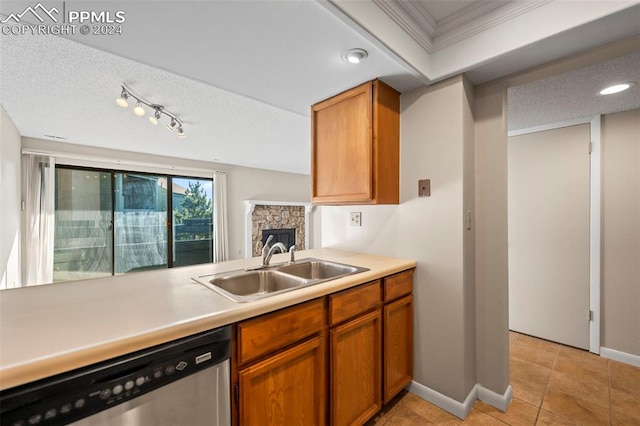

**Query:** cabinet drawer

left=329, top=281, right=381, bottom=326
left=383, top=269, right=413, bottom=302
left=237, top=299, right=324, bottom=365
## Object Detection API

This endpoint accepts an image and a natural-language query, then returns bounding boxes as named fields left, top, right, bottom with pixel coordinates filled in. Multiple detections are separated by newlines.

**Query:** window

left=172, top=177, right=214, bottom=267
left=53, top=166, right=213, bottom=282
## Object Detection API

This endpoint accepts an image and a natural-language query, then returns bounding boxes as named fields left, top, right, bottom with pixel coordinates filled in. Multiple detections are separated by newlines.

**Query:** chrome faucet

left=289, top=245, right=297, bottom=264
left=261, top=235, right=287, bottom=267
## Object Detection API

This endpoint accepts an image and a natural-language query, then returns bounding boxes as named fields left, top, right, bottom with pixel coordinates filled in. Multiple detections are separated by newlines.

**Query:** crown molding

left=374, top=0, right=553, bottom=53
left=434, top=0, right=554, bottom=51
left=372, top=0, right=435, bottom=52
left=434, top=0, right=505, bottom=36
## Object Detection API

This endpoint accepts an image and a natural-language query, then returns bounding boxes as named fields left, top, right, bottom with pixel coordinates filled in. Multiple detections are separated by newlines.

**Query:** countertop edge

left=0, top=251, right=416, bottom=391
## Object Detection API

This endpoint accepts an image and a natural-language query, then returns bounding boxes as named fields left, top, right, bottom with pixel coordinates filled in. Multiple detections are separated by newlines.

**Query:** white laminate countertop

left=0, top=249, right=415, bottom=391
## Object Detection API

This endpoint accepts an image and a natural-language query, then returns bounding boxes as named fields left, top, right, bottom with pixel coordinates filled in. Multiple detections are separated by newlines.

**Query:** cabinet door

left=383, top=295, right=413, bottom=403
left=330, top=309, right=382, bottom=426
left=312, top=82, right=373, bottom=203
left=238, top=336, right=325, bottom=426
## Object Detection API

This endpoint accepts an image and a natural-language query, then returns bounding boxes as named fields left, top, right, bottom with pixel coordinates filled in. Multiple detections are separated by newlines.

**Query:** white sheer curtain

left=212, top=171, right=229, bottom=262
left=23, top=154, right=55, bottom=285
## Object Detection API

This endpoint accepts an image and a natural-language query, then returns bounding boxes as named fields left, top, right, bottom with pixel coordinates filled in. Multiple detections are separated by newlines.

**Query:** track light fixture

left=116, top=89, right=129, bottom=108
left=133, top=101, right=146, bottom=117
left=149, top=108, right=162, bottom=125
left=116, top=84, right=185, bottom=138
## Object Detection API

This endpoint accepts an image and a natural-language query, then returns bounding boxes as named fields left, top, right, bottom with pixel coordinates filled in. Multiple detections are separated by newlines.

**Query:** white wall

left=20, top=138, right=314, bottom=270
left=0, top=105, right=22, bottom=289
left=321, top=76, right=477, bottom=403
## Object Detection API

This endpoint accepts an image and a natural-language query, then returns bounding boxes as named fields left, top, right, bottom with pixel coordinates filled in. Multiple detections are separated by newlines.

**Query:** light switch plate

left=419, top=179, right=431, bottom=197
left=350, top=212, right=362, bottom=227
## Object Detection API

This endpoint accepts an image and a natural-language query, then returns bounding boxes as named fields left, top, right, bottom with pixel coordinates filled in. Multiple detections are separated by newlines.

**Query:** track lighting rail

left=116, top=84, right=185, bottom=138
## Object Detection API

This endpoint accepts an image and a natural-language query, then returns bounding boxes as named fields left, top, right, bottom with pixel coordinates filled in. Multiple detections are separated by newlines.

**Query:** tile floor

left=368, top=331, right=640, bottom=425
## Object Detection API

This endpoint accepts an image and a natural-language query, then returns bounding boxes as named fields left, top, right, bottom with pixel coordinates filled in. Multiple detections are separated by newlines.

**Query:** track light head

left=166, top=118, right=177, bottom=131
left=116, top=89, right=129, bottom=108
left=149, top=108, right=161, bottom=125
left=177, top=126, right=185, bottom=138
left=133, top=101, right=145, bottom=117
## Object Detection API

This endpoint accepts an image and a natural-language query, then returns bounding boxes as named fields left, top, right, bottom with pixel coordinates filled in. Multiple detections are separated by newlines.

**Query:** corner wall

left=473, top=83, right=510, bottom=395
left=602, top=108, right=640, bottom=357
left=0, top=105, right=22, bottom=289
left=320, top=76, right=477, bottom=404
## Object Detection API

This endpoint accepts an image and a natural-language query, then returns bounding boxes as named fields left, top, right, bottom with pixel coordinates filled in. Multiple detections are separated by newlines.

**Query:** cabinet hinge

left=589, top=142, right=593, bottom=154
left=589, top=310, right=594, bottom=321
left=234, top=383, right=239, bottom=403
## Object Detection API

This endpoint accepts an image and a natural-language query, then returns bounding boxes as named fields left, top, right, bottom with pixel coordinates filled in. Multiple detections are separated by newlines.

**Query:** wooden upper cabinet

left=311, top=79, right=400, bottom=205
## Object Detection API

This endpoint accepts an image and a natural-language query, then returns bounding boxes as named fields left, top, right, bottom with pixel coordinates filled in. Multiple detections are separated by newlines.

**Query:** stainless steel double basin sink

left=193, top=258, right=369, bottom=302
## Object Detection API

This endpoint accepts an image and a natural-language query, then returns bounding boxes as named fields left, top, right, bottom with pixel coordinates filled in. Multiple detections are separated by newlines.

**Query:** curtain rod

left=21, top=148, right=228, bottom=175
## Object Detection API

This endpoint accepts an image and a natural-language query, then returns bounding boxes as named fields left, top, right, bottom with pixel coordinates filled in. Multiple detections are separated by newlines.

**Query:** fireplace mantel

left=244, top=200, right=314, bottom=258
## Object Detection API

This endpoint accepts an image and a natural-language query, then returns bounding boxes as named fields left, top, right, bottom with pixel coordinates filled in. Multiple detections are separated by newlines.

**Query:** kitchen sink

left=193, top=258, right=369, bottom=302
left=195, top=269, right=307, bottom=303
left=277, top=259, right=365, bottom=280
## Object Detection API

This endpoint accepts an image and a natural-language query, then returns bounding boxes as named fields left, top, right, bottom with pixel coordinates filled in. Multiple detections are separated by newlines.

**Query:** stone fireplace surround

left=244, top=200, right=313, bottom=258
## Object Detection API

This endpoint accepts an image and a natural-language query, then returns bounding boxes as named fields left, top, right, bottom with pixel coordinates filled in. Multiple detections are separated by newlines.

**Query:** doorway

left=507, top=119, right=600, bottom=351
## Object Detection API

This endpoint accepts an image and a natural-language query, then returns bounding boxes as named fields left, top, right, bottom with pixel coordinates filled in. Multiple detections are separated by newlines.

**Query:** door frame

left=508, top=116, right=601, bottom=354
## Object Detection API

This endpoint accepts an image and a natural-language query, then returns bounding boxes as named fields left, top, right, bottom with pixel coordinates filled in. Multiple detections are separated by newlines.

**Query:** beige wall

left=0, top=106, right=22, bottom=289
left=21, top=138, right=314, bottom=265
left=473, top=83, right=510, bottom=395
left=602, top=108, right=640, bottom=356
left=320, top=76, right=478, bottom=402
left=462, top=78, right=477, bottom=395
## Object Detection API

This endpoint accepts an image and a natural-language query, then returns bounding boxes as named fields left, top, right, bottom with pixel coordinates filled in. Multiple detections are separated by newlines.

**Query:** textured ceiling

left=0, top=35, right=311, bottom=174
left=508, top=52, right=640, bottom=131
left=59, top=0, right=425, bottom=116
left=0, top=0, right=426, bottom=175
left=1, top=0, right=639, bottom=175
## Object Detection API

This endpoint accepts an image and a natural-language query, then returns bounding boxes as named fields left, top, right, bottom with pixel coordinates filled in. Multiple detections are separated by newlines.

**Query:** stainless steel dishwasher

left=0, top=326, right=231, bottom=426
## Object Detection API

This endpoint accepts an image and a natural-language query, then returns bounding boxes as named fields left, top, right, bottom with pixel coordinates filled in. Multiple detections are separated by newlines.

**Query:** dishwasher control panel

left=0, top=326, right=231, bottom=426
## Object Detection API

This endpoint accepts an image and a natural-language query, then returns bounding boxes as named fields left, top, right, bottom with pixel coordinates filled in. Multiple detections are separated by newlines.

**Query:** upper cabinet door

left=311, top=80, right=400, bottom=205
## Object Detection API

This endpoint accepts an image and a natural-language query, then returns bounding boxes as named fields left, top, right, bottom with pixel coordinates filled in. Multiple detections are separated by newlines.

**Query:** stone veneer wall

left=251, top=205, right=306, bottom=256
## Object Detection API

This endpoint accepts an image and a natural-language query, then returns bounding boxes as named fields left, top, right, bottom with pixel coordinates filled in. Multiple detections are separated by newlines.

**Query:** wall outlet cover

left=350, top=212, right=362, bottom=227
left=419, top=179, right=431, bottom=197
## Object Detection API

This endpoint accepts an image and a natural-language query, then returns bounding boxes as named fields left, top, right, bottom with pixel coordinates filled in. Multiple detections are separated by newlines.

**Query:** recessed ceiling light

left=599, top=82, right=635, bottom=95
left=342, top=48, right=368, bottom=64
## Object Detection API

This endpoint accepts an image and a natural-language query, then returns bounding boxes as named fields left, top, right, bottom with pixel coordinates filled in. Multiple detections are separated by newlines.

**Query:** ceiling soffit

left=373, top=0, right=552, bottom=53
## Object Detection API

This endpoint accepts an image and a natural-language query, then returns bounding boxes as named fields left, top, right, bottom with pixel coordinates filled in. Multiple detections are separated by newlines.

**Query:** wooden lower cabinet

left=330, top=309, right=382, bottom=426
left=238, top=336, right=325, bottom=425
left=383, top=295, right=413, bottom=403
left=233, top=268, right=414, bottom=426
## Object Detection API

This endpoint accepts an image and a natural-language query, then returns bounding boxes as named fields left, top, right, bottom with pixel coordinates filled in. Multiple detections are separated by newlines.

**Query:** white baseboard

left=407, top=381, right=512, bottom=419
left=478, top=384, right=512, bottom=412
left=601, top=347, right=640, bottom=367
